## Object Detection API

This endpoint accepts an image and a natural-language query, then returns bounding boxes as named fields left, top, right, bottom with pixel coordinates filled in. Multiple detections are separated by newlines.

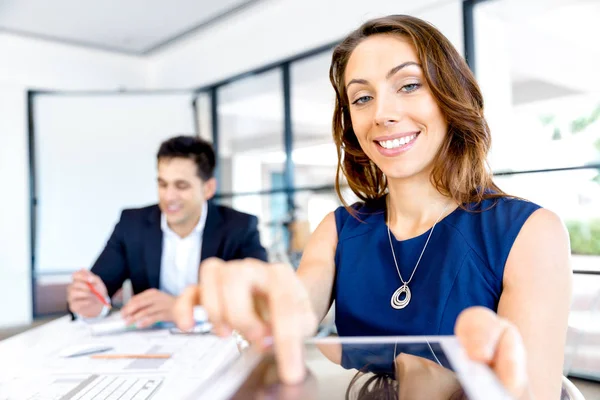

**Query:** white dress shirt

left=159, top=201, right=208, bottom=296
left=80, top=202, right=208, bottom=320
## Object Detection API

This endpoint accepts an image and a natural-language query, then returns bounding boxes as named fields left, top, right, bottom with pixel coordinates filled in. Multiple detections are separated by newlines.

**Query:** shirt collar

left=161, top=201, right=208, bottom=238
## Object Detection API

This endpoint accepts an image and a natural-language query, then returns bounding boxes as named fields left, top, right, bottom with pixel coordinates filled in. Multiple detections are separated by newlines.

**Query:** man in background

left=67, top=135, right=267, bottom=327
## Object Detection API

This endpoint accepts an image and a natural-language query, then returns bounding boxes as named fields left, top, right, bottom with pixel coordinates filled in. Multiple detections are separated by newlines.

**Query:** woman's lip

left=374, top=134, right=419, bottom=157
left=373, top=131, right=421, bottom=142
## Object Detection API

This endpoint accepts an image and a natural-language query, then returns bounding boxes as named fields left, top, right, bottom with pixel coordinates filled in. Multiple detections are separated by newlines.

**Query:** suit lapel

left=144, top=206, right=163, bottom=290
left=201, top=202, right=225, bottom=262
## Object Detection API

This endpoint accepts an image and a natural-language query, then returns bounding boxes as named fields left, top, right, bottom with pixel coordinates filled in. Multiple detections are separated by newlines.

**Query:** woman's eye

left=400, top=83, right=421, bottom=93
left=352, top=95, right=373, bottom=105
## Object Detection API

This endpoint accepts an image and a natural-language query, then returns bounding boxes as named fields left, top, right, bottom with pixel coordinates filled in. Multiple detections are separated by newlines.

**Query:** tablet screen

left=221, top=336, right=513, bottom=400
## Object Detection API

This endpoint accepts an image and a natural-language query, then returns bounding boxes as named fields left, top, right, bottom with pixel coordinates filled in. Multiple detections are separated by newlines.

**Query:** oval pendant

left=391, top=284, right=411, bottom=309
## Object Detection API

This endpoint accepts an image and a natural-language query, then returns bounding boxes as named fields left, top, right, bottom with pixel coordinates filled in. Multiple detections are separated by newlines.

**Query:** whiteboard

left=34, top=93, right=196, bottom=274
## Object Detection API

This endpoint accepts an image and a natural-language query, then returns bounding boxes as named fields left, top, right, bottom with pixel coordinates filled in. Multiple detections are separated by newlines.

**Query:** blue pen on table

left=166, top=306, right=212, bottom=334
left=90, top=306, right=209, bottom=336
left=59, top=344, right=114, bottom=358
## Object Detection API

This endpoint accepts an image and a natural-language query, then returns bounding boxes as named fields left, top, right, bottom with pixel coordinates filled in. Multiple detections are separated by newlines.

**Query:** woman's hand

left=174, top=257, right=319, bottom=384
left=456, top=307, right=531, bottom=400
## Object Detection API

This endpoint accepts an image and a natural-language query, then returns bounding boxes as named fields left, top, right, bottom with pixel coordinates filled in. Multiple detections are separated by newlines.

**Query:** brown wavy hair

left=345, top=371, right=467, bottom=400
left=330, top=15, right=505, bottom=210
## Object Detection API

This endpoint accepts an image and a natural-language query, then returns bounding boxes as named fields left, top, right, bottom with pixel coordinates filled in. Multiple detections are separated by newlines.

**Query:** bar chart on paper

left=12, top=374, right=163, bottom=400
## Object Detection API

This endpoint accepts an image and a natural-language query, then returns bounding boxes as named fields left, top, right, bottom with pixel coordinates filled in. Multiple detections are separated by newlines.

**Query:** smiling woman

left=174, top=14, right=572, bottom=399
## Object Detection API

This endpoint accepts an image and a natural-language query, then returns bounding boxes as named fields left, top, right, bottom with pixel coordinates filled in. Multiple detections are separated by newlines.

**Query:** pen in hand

left=86, top=281, right=111, bottom=309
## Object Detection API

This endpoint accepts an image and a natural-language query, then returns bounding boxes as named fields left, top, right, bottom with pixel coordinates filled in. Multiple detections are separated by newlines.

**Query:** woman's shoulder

left=450, top=196, right=541, bottom=229
left=444, top=195, right=546, bottom=274
left=451, top=195, right=543, bottom=236
left=468, top=195, right=541, bottom=213
left=334, top=198, right=386, bottom=240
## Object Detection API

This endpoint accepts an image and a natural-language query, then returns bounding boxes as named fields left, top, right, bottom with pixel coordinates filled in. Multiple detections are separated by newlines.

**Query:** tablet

left=189, top=335, right=514, bottom=400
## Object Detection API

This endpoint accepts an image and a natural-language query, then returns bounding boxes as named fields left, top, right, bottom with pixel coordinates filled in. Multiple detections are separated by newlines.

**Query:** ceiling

left=0, top=0, right=260, bottom=55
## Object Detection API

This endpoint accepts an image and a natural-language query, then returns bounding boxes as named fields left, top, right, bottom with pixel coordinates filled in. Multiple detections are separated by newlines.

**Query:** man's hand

left=67, top=269, right=109, bottom=318
left=120, top=289, right=176, bottom=328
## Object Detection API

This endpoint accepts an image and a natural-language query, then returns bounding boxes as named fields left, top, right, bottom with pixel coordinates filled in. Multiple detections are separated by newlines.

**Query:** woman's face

left=344, top=34, right=448, bottom=181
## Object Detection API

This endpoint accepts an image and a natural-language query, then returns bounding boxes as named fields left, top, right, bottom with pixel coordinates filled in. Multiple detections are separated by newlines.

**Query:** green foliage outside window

left=571, top=104, right=600, bottom=134
left=566, top=219, right=600, bottom=255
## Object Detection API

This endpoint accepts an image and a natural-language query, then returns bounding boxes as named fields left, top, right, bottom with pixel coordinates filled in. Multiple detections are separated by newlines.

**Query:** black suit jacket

left=91, top=202, right=268, bottom=298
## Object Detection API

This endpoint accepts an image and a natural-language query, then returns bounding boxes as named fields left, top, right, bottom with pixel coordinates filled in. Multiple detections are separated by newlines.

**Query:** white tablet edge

left=440, top=337, right=514, bottom=400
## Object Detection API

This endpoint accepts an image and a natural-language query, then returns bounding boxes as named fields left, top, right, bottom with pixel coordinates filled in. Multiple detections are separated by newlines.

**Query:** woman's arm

left=498, top=208, right=572, bottom=399
left=296, top=212, right=339, bottom=322
left=174, top=211, right=339, bottom=383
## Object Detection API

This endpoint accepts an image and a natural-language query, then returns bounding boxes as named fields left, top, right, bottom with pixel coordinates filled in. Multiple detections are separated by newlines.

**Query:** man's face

left=157, top=157, right=215, bottom=228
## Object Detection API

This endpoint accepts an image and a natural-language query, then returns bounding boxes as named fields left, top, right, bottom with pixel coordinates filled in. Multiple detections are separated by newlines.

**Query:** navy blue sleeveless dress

left=333, top=196, right=541, bottom=337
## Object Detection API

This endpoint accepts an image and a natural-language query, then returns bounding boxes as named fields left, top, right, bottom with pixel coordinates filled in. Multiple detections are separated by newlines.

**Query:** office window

left=494, top=168, right=600, bottom=268
left=216, top=69, right=286, bottom=253
left=290, top=50, right=340, bottom=232
left=495, top=168, right=600, bottom=378
left=474, top=0, right=600, bottom=379
left=566, top=272, right=600, bottom=379
left=474, top=0, right=600, bottom=172
left=290, top=50, right=337, bottom=182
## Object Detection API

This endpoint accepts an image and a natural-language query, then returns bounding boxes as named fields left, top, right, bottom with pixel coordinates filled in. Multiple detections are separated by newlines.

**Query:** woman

left=175, top=15, right=571, bottom=399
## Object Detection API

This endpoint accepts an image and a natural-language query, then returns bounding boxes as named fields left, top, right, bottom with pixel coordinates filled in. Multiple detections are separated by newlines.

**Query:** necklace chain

left=387, top=202, right=450, bottom=309
left=393, top=341, right=443, bottom=370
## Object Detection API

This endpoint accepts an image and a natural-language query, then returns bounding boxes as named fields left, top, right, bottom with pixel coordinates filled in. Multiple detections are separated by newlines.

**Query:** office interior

left=0, top=0, right=598, bottom=397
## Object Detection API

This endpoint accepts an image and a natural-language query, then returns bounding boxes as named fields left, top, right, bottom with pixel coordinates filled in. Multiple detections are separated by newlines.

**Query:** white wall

left=34, top=94, right=195, bottom=275
left=0, top=33, right=146, bottom=327
left=147, top=0, right=464, bottom=89
left=0, top=34, right=146, bottom=90
left=0, top=86, right=31, bottom=328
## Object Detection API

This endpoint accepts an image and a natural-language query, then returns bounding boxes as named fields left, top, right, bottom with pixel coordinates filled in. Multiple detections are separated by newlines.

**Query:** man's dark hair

left=157, top=135, right=216, bottom=181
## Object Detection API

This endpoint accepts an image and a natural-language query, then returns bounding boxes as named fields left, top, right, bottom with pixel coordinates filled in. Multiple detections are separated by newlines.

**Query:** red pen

left=86, top=281, right=111, bottom=309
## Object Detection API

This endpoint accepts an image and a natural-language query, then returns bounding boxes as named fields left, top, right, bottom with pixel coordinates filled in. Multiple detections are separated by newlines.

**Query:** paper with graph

left=0, top=316, right=240, bottom=399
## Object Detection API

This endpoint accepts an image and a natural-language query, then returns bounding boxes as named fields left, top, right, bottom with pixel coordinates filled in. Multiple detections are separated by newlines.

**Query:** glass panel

left=566, top=273, right=600, bottom=379
left=214, top=192, right=287, bottom=261
left=475, top=0, right=600, bottom=172
left=290, top=50, right=337, bottom=186
left=495, top=168, right=600, bottom=379
left=215, top=187, right=359, bottom=266
left=290, top=50, right=341, bottom=245
left=494, top=168, right=600, bottom=268
left=217, top=69, right=287, bottom=252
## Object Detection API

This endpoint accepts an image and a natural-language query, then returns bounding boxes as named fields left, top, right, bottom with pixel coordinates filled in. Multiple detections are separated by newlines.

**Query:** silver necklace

left=387, top=203, right=449, bottom=310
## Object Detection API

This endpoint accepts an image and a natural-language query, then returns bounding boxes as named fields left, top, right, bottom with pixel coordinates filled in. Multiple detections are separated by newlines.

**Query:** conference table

left=0, top=315, right=508, bottom=400
left=0, top=315, right=354, bottom=400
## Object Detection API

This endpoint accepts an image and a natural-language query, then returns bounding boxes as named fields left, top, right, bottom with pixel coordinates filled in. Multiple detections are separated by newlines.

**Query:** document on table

left=0, top=314, right=248, bottom=400
left=1, top=335, right=241, bottom=399
left=0, top=374, right=163, bottom=400
left=42, top=329, right=239, bottom=374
